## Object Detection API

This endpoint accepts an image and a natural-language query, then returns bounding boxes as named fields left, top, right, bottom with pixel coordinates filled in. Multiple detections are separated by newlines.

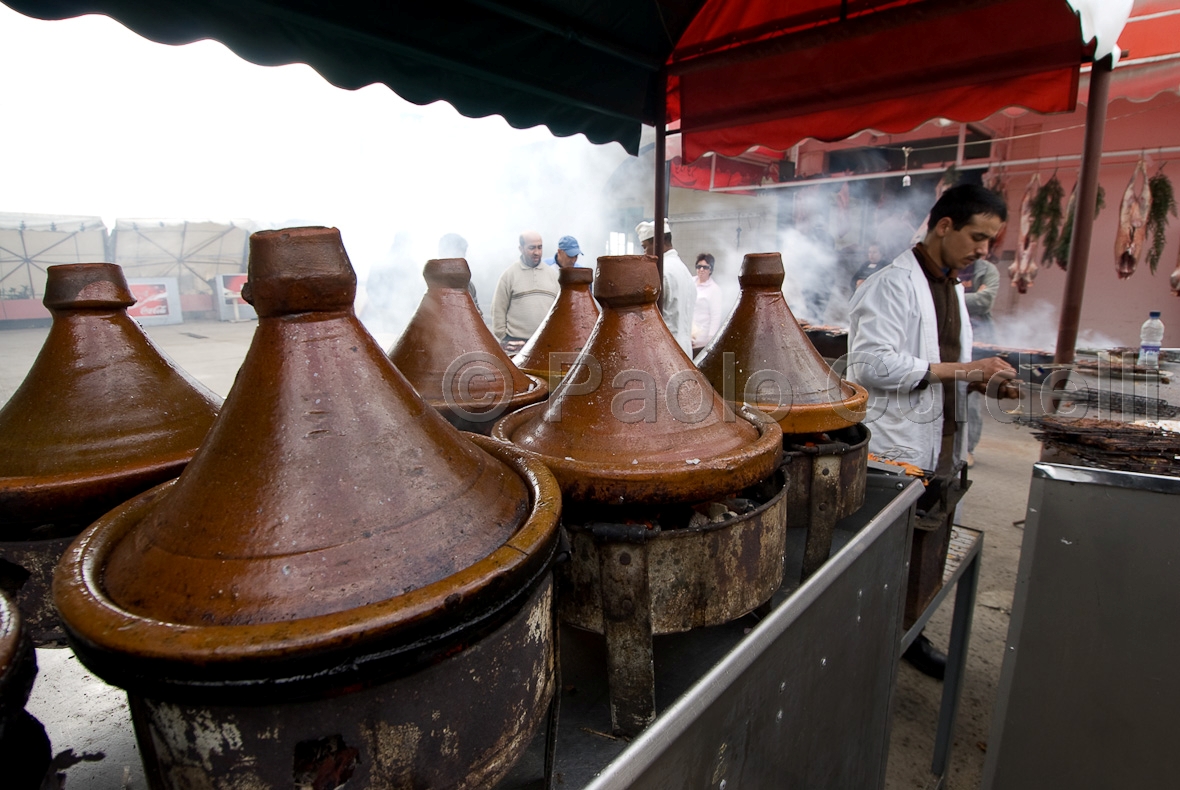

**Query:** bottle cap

left=1149, top=311, right=1161, bottom=318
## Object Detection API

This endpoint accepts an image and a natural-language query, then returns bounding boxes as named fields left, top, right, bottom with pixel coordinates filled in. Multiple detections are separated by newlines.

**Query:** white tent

left=110, top=219, right=254, bottom=295
left=0, top=213, right=109, bottom=302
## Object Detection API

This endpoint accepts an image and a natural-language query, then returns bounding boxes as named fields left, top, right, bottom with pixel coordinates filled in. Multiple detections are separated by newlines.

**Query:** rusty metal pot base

left=129, top=577, right=554, bottom=790
left=781, top=423, right=870, bottom=583
left=558, top=471, right=786, bottom=736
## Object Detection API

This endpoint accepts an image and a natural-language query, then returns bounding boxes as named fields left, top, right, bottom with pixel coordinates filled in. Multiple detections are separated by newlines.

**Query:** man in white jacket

left=846, top=184, right=1015, bottom=471
left=845, top=184, right=1016, bottom=679
left=637, top=219, right=695, bottom=356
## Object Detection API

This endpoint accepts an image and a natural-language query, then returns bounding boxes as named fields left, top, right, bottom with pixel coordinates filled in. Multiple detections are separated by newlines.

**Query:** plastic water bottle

left=1138, top=311, right=1165, bottom=369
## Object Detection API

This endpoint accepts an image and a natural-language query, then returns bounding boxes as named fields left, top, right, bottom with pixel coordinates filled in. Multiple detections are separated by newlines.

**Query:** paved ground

left=3, top=317, right=1175, bottom=788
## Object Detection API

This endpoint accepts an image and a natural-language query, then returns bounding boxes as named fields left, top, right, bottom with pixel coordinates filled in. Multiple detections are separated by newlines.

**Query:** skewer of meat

left=1009, top=173, right=1040, bottom=293
left=1115, top=157, right=1152, bottom=279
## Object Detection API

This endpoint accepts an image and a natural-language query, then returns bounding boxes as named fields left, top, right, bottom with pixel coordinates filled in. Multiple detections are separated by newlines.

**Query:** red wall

left=990, top=93, right=1180, bottom=350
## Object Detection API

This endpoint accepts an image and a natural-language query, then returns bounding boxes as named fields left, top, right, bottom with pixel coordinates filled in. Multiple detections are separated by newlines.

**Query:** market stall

left=0, top=3, right=1137, bottom=789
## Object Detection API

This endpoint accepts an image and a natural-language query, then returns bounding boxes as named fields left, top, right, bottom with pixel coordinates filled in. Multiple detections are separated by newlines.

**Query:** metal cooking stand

left=901, top=525, right=983, bottom=790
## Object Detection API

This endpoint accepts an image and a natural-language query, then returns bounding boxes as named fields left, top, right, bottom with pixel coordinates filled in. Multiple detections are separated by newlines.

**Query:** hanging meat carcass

left=1171, top=244, right=1180, bottom=295
left=984, top=167, right=1009, bottom=249
left=1010, top=173, right=1040, bottom=293
left=1115, top=157, right=1152, bottom=279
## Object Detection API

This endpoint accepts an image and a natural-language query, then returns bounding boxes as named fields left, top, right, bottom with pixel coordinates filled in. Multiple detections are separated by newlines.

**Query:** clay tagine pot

left=0, top=591, right=51, bottom=789
left=0, top=262, right=220, bottom=644
left=54, top=228, right=562, bottom=789
left=696, top=252, right=868, bottom=435
left=388, top=257, right=547, bottom=434
left=493, top=255, right=782, bottom=505
left=513, top=266, right=599, bottom=390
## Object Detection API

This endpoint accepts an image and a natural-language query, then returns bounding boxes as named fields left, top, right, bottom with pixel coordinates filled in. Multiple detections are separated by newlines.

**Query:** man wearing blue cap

left=544, top=235, right=584, bottom=268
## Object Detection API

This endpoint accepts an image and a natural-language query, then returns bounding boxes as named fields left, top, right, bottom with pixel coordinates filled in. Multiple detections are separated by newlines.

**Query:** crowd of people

left=421, top=222, right=726, bottom=360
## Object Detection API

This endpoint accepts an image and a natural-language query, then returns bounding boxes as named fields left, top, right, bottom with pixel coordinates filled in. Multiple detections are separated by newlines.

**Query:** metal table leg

left=899, top=526, right=983, bottom=789
left=932, top=541, right=980, bottom=780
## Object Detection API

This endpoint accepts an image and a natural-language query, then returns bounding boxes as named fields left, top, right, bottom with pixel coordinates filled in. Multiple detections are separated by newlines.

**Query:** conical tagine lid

left=493, top=255, right=781, bottom=505
left=0, top=263, right=220, bottom=538
left=389, top=258, right=547, bottom=434
left=513, top=266, right=599, bottom=389
left=697, top=253, right=867, bottom=434
left=54, top=228, right=560, bottom=694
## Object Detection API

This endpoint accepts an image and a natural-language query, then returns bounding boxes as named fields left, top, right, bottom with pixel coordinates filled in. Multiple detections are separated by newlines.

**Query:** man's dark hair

left=696, top=252, right=715, bottom=269
left=929, top=184, right=1008, bottom=229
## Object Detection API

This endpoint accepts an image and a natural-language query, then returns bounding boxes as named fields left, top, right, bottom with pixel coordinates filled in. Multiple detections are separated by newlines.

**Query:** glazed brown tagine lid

left=696, top=252, right=868, bottom=434
left=53, top=228, right=561, bottom=700
left=514, top=266, right=599, bottom=389
left=493, top=255, right=781, bottom=505
left=0, top=263, right=221, bottom=539
left=388, top=257, right=547, bottom=434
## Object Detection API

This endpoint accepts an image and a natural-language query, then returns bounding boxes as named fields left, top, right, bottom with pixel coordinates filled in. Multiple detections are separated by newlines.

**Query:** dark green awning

left=4, top=0, right=708, bottom=154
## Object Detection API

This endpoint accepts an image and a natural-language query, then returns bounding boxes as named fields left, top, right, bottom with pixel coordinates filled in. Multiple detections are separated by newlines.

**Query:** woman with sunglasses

left=692, top=252, right=724, bottom=356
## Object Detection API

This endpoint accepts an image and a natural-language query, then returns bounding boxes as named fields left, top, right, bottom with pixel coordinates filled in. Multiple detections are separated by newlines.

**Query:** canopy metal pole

left=655, top=121, right=667, bottom=263
left=1051, top=55, right=1112, bottom=397
left=654, top=69, right=668, bottom=289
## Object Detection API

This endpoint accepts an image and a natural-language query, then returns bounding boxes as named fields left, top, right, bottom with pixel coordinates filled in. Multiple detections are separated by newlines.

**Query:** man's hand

left=502, top=339, right=525, bottom=354
left=930, top=355, right=1016, bottom=395
left=965, top=356, right=1016, bottom=395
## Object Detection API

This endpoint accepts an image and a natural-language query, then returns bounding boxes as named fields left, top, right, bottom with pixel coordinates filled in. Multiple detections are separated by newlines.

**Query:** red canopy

left=668, top=0, right=1089, bottom=163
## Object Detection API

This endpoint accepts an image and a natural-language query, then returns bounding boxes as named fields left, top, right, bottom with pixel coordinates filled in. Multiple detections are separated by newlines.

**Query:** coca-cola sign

left=128, top=283, right=171, bottom=317
left=221, top=273, right=249, bottom=305
left=126, top=277, right=183, bottom=326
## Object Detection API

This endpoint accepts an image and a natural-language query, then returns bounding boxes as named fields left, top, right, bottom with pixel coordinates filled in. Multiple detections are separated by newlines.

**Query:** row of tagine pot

left=0, top=226, right=869, bottom=787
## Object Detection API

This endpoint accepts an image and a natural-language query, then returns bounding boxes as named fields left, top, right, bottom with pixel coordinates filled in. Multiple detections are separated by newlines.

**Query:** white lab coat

left=660, top=249, right=696, bottom=356
left=844, top=249, right=973, bottom=471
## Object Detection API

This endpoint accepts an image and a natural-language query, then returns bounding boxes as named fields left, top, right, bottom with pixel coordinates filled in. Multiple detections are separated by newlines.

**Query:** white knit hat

left=635, top=219, right=671, bottom=243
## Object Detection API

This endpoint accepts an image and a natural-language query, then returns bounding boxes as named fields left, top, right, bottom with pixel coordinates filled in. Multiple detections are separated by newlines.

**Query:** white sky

left=0, top=5, right=635, bottom=282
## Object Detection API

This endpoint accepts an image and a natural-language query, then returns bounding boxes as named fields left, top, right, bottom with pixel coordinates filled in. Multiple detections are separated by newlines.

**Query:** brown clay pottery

left=54, top=228, right=562, bottom=790
left=0, top=591, right=51, bottom=789
left=0, top=262, right=220, bottom=644
left=696, top=252, right=868, bottom=435
left=494, top=255, right=782, bottom=505
left=494, top=255, right=786, bottom=736
left=388, top=257, right=547, bottom=434
left=514, top=266, right=599, bottom=389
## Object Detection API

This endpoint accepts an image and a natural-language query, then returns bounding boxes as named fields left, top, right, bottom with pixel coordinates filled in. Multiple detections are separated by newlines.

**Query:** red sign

left=128, top=283, right=171, bottom=317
